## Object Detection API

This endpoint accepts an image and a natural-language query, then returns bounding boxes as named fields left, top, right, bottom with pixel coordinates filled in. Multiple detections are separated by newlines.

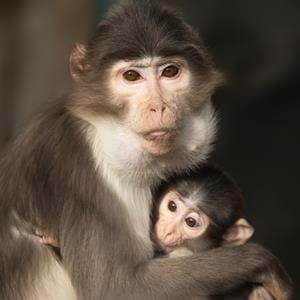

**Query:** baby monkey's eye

left=185, top=217, right=198, bottom=228
left=168, top=200, right=177, bottom=212
left=162, top=65, right=180, bottom=78
left=123, top=70, right=141, bottom=81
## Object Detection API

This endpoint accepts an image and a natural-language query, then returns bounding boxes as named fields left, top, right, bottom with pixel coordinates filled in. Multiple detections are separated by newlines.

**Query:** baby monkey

left=152, top=164, right=273, bottom=300
left=37, top=164, right=273, bottom=299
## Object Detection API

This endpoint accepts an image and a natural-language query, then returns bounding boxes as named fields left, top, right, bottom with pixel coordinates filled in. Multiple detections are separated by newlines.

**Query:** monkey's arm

left=141, top=243, right=292, bottom=300
left=39, top=227, right=282, bottom=299
left=60, top=206, right=292, bottom=300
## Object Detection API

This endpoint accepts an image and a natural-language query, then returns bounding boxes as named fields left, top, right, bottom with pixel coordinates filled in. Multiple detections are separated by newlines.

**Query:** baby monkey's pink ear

left=222, top=218, right=254, bottom=246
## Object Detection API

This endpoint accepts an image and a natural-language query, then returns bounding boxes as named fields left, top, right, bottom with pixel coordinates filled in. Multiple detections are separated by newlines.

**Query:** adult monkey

left=0, top=1, right=292, bottom=299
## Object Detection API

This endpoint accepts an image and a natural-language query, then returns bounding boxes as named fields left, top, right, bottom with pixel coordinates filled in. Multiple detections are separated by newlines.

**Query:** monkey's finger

left=249, top=286, right=274, bottom=300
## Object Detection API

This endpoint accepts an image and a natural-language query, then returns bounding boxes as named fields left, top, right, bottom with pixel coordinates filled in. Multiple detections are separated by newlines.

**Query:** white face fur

left=109, top=57, right=192, bottom=154
left=110, top=57, right=191, bottom=106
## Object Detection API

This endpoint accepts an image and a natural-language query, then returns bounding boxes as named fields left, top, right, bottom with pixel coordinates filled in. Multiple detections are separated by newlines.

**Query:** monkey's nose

left=149, top=105, right=166, bottom=114
left=165, top=231, right=174, bottom=238
left=163, top=227, right=177, bottom=243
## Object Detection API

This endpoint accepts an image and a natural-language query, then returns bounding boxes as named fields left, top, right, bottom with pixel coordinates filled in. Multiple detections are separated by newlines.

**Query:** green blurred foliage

left=94, top=0, right=116, bottom=21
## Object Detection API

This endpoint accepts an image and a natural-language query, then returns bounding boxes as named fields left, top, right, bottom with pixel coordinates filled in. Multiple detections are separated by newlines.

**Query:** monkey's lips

left=138, top=128, right=179, bottom=155
left=142, top=129, right=177, bottom=142
left=156, top=238, right=179, bottom=253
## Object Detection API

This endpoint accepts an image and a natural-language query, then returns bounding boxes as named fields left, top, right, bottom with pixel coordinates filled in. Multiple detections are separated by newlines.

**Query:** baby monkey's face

left=155, top=190, right=209, bottom=252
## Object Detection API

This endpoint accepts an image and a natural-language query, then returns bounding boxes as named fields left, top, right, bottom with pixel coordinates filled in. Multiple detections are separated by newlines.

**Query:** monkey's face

left=70, top=44, right=219, bottom=167
left=154, top=190, right=209, bottom=252
left=109, top=57, right=196, bottom=155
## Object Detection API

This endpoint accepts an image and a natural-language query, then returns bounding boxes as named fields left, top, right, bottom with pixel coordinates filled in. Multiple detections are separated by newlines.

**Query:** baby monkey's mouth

left=156, top=236, right=182, bottom=254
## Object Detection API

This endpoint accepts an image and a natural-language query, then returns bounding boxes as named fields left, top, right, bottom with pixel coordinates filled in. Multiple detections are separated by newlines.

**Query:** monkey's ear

left=70, top=43, right=89, bottom=81
left=222, top=218, right=254, bottom=246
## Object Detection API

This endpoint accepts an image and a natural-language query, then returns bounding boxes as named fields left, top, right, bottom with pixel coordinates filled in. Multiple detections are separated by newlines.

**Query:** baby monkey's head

left=153, top=165, right=254, bottom=254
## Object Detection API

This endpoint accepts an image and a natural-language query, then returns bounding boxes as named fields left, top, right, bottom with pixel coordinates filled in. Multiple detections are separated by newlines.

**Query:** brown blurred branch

left=0, top=4, right=23, bottom=153
left=0, top=0, right=91, bottom=154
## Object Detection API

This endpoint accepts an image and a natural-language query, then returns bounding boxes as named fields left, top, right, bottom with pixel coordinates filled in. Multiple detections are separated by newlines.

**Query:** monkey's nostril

left=165, top=230, right=174, bottom=238
left=150, top=107, right=166, bottom=113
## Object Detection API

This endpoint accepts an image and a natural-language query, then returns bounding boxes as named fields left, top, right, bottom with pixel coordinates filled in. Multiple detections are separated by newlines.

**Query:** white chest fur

left=86, top=118, right=154, bottom=251
left=102, top=163, right=153, bottom=250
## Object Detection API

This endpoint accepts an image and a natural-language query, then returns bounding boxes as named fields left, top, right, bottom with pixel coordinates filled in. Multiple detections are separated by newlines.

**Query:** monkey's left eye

left=185, top=217, right=198, bottom=228
left=161, top=65, right=180, bottom=78
left=168, top=200, right=177, bottom=212
left=123, top=70, right=141, bottom=82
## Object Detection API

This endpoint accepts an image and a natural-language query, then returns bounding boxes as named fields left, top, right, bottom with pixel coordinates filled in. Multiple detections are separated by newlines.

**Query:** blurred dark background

left=0, top=0, right=299, bottom=296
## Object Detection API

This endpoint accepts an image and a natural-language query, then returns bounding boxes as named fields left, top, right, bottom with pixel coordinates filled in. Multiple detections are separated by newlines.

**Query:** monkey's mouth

left=138, top=128, right=180, bottom=155
left=157, top=239, right=179, bottom=253
left=142, top=129, right=177, bottom=142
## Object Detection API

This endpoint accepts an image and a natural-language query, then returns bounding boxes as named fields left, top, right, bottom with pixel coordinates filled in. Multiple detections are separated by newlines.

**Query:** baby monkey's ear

left=222, top=218, right=255, bottom=246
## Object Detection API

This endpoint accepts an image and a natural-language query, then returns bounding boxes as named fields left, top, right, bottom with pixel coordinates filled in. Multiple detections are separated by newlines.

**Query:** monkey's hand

left=35, top=229, right=59, bottom=247
left=184, top=243, right=293, bottom=300
left=249, top=286, right=274, bottom=300
left=240, top=243, right=293, bottom=300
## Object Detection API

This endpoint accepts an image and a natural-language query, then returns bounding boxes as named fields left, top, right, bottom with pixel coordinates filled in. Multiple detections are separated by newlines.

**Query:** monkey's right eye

left=123, top=70, right=141, bottom=82
left=168, top=201, right=177, bottom=212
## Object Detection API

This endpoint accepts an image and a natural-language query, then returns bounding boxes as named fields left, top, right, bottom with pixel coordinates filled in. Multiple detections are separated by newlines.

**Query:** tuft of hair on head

left=79, top=0, right=221, bottom=82
left=190, top=164, right=245, bottom=230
